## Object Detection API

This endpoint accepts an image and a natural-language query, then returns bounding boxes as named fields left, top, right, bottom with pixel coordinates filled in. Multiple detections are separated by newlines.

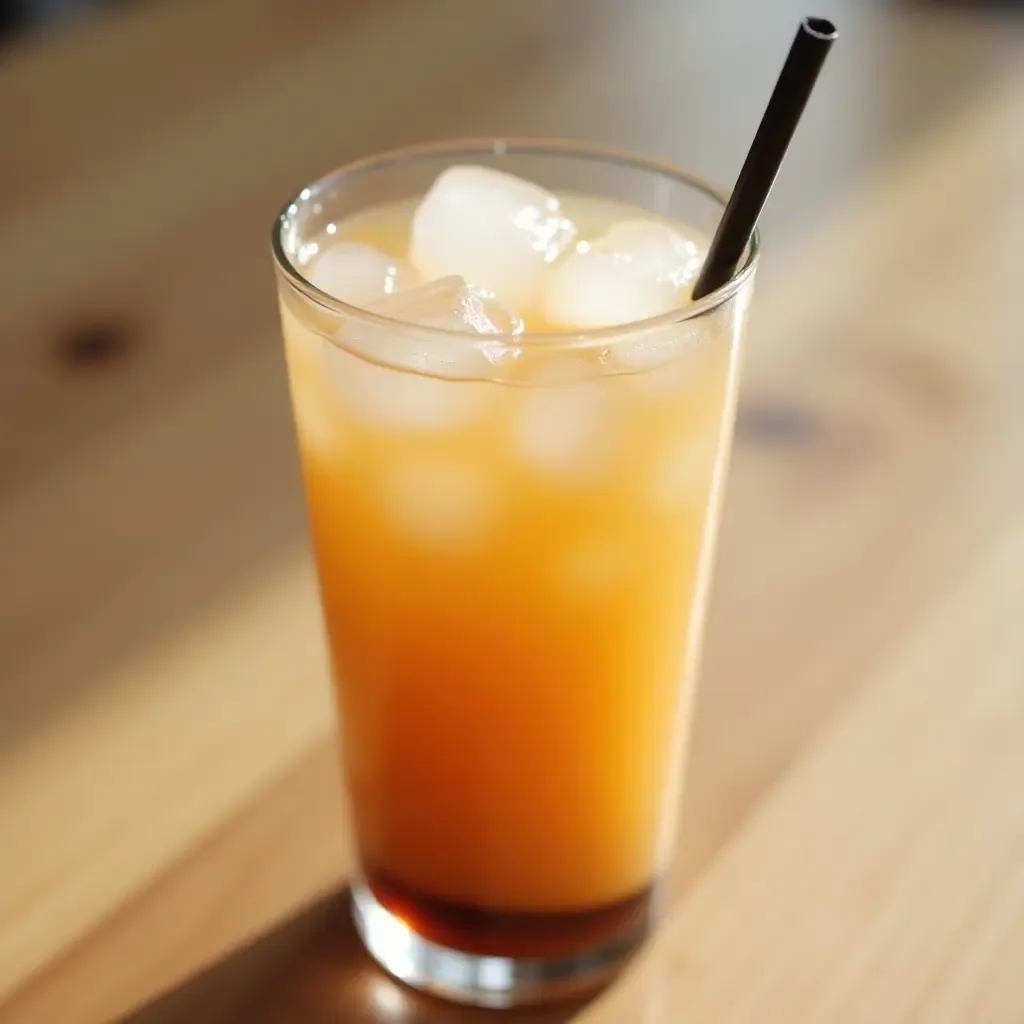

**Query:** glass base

left=351, top=881, right=656, bottom=1008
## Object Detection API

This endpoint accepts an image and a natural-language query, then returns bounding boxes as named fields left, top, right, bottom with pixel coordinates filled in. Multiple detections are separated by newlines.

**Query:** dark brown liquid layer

left=364, top=867, right=657, bottom=959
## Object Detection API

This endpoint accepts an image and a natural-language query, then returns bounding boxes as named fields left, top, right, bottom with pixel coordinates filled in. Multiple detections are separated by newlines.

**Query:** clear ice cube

left=368, top=275, right=523, bottom=337
left=598, top=219, right=703, bottom=289
left=320, top=277, right=522, bottom=432
left=309, top=242, right=418, bottom=306
left=409, top=166, right=576, bottom=312
left=544, top=217, right=703, bottom=331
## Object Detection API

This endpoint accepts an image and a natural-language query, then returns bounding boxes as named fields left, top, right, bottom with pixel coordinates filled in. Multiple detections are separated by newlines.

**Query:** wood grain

left=1, top=748, right=349, bottom=1024
left=584, top=518, right=1024, bottom=1023
left=118, top=502, right=1024, bottom=1024
left=1, top=0, right=1022, bottom=1021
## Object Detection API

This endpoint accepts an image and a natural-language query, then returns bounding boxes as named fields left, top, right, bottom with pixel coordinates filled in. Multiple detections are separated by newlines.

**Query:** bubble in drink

left=410, top=166, right=576, bottom=311
left=310, top=242, right=418, bottom=305
left=544, top=218, right=703, bottom=331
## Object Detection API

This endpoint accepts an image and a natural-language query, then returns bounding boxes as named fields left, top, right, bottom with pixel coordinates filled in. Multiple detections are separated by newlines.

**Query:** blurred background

left=1, top=0, right=1022, bottom=1020
left=2, top=0, right=1021, bottom=238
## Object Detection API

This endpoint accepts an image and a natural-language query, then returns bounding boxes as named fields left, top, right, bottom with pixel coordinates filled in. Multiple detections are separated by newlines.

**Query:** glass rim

left=271, top=137, right=760, bottom=347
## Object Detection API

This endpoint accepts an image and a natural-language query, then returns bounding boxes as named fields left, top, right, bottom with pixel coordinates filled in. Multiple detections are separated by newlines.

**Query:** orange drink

left=272, top=142, right=756, bottom=1006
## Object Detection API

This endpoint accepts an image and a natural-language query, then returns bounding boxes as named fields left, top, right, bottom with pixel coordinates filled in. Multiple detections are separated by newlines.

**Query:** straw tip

left=802, top=16, right=838, bottom=40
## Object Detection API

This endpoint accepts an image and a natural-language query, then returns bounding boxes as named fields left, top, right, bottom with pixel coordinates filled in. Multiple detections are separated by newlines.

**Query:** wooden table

left=1, top=1, right=1022, bottom=1021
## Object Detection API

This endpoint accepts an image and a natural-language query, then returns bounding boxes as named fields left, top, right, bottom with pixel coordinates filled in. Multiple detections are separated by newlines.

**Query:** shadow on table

left=122, top=888, right=605, bottom=1023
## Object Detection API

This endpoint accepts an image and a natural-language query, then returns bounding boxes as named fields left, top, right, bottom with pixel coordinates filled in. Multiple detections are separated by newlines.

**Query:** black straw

left=691, top=17, right=837, bottom=300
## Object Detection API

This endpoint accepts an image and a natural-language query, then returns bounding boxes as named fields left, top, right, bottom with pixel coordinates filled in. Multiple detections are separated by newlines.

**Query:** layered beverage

left=272, top=143, right=756, bottom=1006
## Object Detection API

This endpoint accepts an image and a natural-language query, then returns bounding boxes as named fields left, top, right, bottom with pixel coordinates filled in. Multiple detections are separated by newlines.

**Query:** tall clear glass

left=271, top=141, right=757, bottom=1007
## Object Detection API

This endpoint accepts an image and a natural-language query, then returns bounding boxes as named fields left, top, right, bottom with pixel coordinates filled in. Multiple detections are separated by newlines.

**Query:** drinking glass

left=272, top=140, right=757, bottom=1007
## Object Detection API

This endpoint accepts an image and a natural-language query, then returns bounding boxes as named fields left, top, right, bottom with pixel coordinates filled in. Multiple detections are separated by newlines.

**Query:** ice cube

left=512, top=377, right=614, bottom=482
left=319, top=277, right=522, bottom=432
left=544, top=217, right=703, bottom=330
left=368, top=275, right=523, bottom=337
left=614, top=321, right=707, bottom=385
left=379, top=459, right=497, bottom=551
left=289, top=371, right=345, bottom=457
left=598, top=219, right=703, bottom=289
left=361, top=275, right=522, bottom=378
left=321, top=344, right=487, bottom=432
left=409, top=166, right=576, bottom=312
left=278, top=303, right=346, bottom=455
left=310, top=242, right=418, bottom=306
